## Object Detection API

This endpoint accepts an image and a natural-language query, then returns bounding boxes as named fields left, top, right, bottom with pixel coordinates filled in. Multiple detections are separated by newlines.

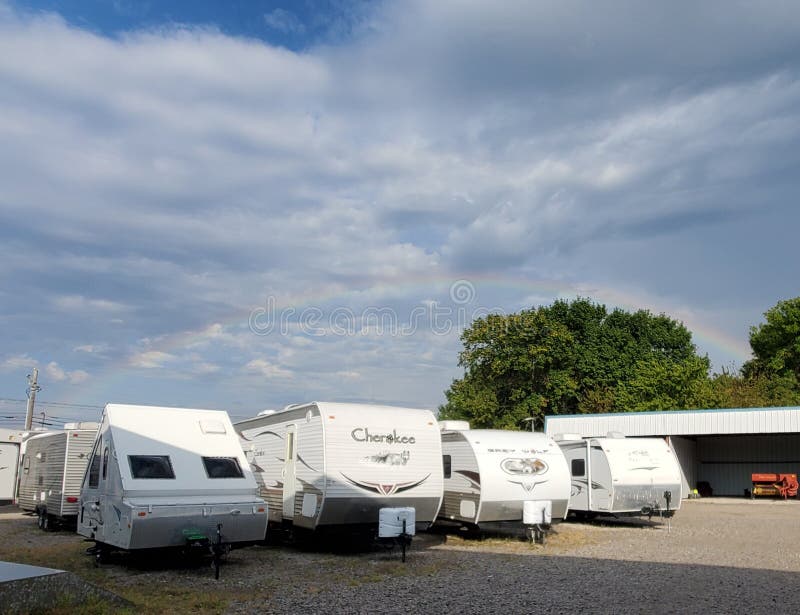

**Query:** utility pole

left=25, top=367, right=40, bottom=430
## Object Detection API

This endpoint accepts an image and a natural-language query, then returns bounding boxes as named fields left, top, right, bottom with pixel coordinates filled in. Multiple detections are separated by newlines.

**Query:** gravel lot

left=2, top=499, right=800, bottom=614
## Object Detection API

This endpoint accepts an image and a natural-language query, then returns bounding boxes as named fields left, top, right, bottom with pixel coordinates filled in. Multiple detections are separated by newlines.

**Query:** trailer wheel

left=93, top=544, right=107, bottom=567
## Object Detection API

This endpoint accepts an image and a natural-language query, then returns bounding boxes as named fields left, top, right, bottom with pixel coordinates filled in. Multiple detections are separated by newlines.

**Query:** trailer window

left=202, top=457, right=244, bottom=479
left=128, top=455, right=175, bottom=479
left=88, top=450, right=101, bottom=487
left=571, top=459, right=585, bottom=477
left=443, top=454, right=452, bottom=479
left=102, top=447, right=109, bottom=480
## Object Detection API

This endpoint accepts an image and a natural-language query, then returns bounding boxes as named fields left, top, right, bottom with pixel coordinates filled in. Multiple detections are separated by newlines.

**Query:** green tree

left=439, top=298, right=711, bottom=429
left=743, top=297, right=800, bottom=384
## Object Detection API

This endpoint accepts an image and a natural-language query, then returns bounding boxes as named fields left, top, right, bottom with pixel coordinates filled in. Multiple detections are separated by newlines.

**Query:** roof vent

left=438, top=420, right=470, bottom=431
left=553, top=433, right=583, bottom=442
left=199, top=420, right=226, bottom=435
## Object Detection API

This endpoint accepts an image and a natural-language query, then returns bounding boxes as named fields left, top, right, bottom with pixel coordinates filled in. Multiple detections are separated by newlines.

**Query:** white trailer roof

left=104, top=403, right=256, bottom=495
left=544, top=406, right=800, bottom=437
left=447, top=429, right=556, bottom=450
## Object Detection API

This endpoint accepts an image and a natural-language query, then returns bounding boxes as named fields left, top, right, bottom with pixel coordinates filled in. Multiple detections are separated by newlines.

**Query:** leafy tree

left=439, top=298, right=710, bottom=429
left=743, top=297, right=800, bottom=384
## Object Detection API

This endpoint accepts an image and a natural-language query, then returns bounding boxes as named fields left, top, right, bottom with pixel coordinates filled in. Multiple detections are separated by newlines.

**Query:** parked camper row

left=3, top=401, right=683, bottom=564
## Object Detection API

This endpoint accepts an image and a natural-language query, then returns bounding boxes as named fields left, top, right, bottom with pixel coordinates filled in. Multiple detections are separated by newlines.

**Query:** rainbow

left=65, top=273, right=752, bottom=406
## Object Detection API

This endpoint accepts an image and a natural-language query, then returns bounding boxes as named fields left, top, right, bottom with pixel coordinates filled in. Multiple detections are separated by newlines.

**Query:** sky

left=1, top=0, right=799, bottom=425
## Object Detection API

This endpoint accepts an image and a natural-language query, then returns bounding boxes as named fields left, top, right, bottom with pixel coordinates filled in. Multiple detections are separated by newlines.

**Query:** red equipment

left=751, top=473, right=799, bottom=499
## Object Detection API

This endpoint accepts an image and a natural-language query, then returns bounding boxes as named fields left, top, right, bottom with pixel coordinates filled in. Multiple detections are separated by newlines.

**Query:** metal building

left=544, top=407, right=800, bottom=498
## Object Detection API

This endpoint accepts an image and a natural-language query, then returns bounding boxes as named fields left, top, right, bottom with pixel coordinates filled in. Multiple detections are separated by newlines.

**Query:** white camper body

left=439, top=425, right=571, bottom=527
left=17, top=425, right=97, bottom=527
left=556, top=434, right=682, bottom=517
left=77, top=404, right=267, bottom=551
left=0, top=429, right=24, bottom=503
left=235, top=402, right=444, bottom=533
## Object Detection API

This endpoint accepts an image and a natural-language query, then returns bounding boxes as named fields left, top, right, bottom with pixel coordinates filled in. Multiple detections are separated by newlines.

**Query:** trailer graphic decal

left=362, top=451, right=410, bottom=466
left=341, top=473, right=430, bottom=496
left=454, top=470, right=481, bottom=490
left=245, top=429, right=319, bottom=472
left=501, top=457, right=548, bottom=476
left=571, top=478, right=606, bottom=496
left=508, top=478, right=548, bottom=493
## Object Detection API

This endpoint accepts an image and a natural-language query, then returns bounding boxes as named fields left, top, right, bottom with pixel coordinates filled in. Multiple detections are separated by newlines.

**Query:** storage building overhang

left=544, top=406, right=800, bottom=499
left=544, top=406, right=800, bottom=438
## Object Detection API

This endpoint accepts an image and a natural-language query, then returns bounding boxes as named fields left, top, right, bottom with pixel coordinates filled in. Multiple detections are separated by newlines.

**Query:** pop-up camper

left=555, top=433, right=682, bottom=518
left=77, top=404, right=267, bottom=554
left=17, top=424, right=98, bottom=528
left=438, top=421, right=571, bottom=529
left=235, top=402, right=444, bottom=535
left=0, top=428, right=24, bottom=504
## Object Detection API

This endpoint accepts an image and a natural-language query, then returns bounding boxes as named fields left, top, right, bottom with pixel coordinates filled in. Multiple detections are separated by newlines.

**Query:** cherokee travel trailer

left=438, top=421, right=571, bottom=529
left=555, top=433, right=682, bottom=517
left=17, top=424, right=98, bottom=528
left=78, top=404, right=267, bottom=553
left=235, top=402, right=444, bottom=534
left=0, top=428, right=24, bottom=503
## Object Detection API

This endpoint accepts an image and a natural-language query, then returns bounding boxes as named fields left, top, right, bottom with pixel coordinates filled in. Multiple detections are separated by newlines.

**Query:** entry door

left=282, top=425, right=297, bottom=519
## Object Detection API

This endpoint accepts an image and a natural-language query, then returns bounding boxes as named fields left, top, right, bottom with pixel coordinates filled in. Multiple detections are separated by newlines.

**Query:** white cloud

left=44, top=361, right=89, bottom=384
left=264, top=9, right=305, bottom=35
left=0, top=355, right=38, bottom=371
left=52, top=295, right=129, bottom=313
left=0, top=3, right=795, bottom=408
left=128, top=351, right=177, bottom=369
left=245, top=358, right=293, bottom=379
left=73, top=344, right=109, bottom=354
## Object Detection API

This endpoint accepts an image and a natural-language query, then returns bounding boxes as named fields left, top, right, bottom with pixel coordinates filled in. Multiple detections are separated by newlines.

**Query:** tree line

left=439, top=297, right=800, bottom=429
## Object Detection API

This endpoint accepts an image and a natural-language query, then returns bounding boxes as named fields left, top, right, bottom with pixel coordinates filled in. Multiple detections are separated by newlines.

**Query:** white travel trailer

left=555, top=433, right=682, bottom=518
left=77, top=404, right=267, bottom=555
left=235, top=402, right=444, bottom=535
left=438, top=422, right=571, bottom=529
left=0, top=429, right=24, bottom=503
left=17, top=424, right=98, bottom=528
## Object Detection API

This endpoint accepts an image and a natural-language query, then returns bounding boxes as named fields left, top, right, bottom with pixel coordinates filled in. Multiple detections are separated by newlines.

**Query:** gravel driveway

left=3, top=499, right=800, bottom=613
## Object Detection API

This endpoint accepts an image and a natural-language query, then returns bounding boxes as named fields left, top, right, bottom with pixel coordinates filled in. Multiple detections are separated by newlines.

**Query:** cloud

left=1, top=355, right=38, bottom=371
left=53, top=295, right=129, bottom=313
left=263, top=9, right=305, bottom=35
left=128, top=351, right=177, bottom=369
left=44, top=361, right=90, bottom=384
left=73, top=344, right=109, bottom=354
left=245, top=358, right=293, bottom=379
left=0, top=3, right=796, bottom=409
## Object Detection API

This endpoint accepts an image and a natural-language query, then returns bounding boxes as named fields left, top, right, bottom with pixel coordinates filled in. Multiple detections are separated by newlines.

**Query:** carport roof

left=543, top=406, right=800, bottom=437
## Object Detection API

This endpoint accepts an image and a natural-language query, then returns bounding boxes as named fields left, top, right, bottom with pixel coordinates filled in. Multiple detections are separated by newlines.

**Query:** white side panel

left=321, top=408, right=442, bottom=504
left=440, top=434, right=480, bottom=523
left=0, top=442, right=20, bottom=501
left=238, top=411, right=325, bottom=528
left=669, top=436, right=696, bottom=498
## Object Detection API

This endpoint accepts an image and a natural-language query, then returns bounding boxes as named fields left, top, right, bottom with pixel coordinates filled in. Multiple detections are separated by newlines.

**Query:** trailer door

left=282, top=424, right=297, bottom=520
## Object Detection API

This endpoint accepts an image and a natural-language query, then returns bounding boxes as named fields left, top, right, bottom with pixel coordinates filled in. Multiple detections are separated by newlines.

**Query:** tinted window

left=102, top=447, right=109, bottom=480
left=571, top=458, right=585, bottom=477
left=129, top=455, right=175, bottom=479
left=443, top=454, right=452, bottom=479
left=88, top=450, right=101, bottom=487
left=202, top=457, right=244, bottom=479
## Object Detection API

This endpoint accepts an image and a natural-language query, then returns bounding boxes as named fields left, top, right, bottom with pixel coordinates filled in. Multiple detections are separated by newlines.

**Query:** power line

left=0, top=397, right=103, bottom=409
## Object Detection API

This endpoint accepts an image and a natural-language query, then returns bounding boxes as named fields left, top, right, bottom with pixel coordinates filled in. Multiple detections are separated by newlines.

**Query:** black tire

left=37, top=510, right=44, bottom=530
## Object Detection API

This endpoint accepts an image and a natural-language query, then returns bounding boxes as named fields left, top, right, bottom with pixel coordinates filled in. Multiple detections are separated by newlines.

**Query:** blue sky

left=1, top=1, right=799, bottom=425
